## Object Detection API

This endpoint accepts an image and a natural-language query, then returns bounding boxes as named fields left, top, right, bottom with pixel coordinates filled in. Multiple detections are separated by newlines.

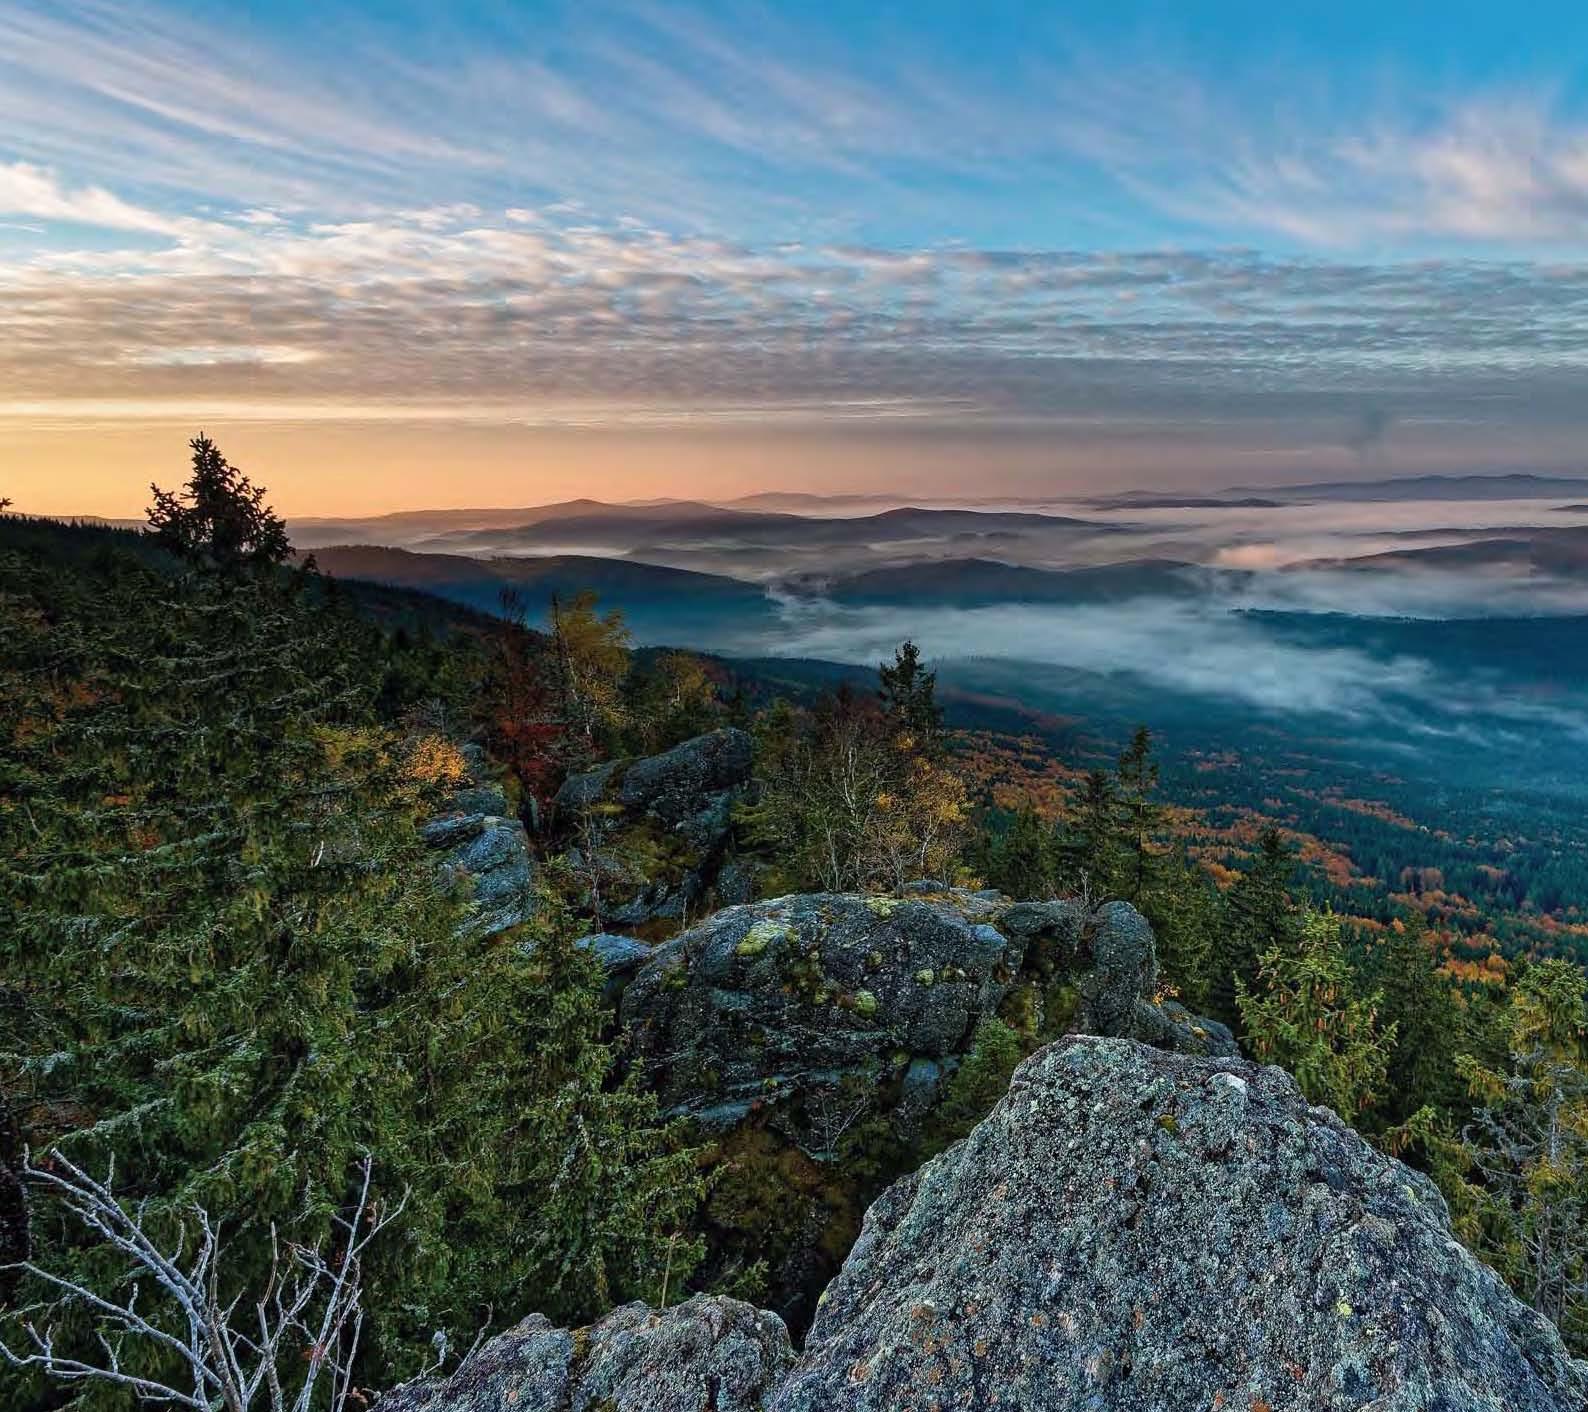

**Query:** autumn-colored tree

left=747, top=659, right=968, bottom=894
left=481, top=587, right=565, bottom=804
left=549, top=589, right=632, bottom=757
left=627, top=650, right=722, bottom=752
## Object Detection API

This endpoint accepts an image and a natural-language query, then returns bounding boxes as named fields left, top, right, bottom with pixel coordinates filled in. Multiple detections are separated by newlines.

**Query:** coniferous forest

left=3, top=444, right=1586, bottom=1411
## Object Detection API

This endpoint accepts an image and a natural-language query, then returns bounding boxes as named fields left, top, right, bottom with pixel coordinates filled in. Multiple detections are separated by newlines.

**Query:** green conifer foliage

left=0, top=526, right=696, bottom=1401
left=1458, top=960, right=1588, bottom=1354
left=1237, top=909, right=1395, bottom=1119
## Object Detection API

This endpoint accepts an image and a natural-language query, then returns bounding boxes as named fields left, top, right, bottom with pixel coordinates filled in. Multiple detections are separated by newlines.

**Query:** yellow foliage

left=404, top=734, right=470, bottom=790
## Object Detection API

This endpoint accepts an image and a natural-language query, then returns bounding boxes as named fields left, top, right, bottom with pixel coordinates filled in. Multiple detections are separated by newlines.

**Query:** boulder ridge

left=377, top=1037, right=1588, bottom=1412
left=780, top=1036, right=1588, bottom=1411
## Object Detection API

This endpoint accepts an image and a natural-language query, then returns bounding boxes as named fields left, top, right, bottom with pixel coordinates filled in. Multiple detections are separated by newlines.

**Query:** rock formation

left=621, top=888, right=1233, bottom=1150
left=555, top=728, right=754, bottom=931
left=420, top=744, right=538, bottom=941
left=383, top=1039, right=1588, bottom=1412
left=778, top=1037, right=1588, bottom=1411
left=376, top=1296, right=794, bottom=1412
left=621, top=888, right=1017, bottom=1144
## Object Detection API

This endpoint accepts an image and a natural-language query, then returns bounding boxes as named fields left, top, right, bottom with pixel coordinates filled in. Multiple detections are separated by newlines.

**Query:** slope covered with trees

left=2, top=441, right=1585, bottom=1409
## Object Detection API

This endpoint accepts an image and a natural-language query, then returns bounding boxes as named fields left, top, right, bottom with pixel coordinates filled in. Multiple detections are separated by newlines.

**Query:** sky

left=2, top=0, right=1587, bottom=515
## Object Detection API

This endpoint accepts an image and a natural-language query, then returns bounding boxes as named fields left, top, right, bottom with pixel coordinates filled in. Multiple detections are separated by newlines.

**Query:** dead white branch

left=0, top=1150, right=405, bottom=1412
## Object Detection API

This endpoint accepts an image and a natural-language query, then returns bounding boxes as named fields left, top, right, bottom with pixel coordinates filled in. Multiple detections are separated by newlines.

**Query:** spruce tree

left=986, top=803, right=1057, bottom=899
left=0, top=498, right=697, bottom=1400
left=1237, top=910, right=1395, bottom=1120
left=878, top=640, right=943, bottom=750
left=1057, top=769, right=1121, bottom=898
left=1459, top=960, right=1588, bottom=1353
left=1214, top=827, right=1298, bottom=1029
left=147, top=434, right=291, bottom=569
left=1113, top=725, right=1161, bottom=904
left=1370, top=915, right=1465, bottom=1125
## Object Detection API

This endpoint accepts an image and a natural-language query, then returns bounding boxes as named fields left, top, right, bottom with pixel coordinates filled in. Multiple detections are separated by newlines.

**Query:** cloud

left=9, top=0, right=1586, bottom=251
left=3, top=205, right=1586, bottom=463
left=0, top=161, right=213, bottom=237
left=1138, top=98, right=1588, bottom=248
left=4, top=1, right=1588, bottom=480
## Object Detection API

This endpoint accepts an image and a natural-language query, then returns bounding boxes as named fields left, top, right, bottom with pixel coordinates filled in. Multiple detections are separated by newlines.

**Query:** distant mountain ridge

left=410, top=504, right=1120, bottom=555
left=1227, top=472, right=1588, bottom=502
left=310, top=544, right=777, bottom=640
left=798, top=557, right=1223, bottom=607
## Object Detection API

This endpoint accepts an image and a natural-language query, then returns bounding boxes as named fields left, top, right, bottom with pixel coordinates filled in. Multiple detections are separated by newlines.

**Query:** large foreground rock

left=420, top=744, right=537, bottom=940
left=778, top=1036, right=1588, bottom=1411
left=376, top=1296, right=793, bottom=1412
left=378, top=1039, right=1588, bottom=1412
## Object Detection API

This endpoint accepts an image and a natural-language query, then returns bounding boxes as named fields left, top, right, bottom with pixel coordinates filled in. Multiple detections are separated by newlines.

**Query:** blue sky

left=2, top=0, right=1587, bottom=511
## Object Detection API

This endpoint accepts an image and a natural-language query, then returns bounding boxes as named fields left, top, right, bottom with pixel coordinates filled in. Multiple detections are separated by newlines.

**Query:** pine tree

left=147, top=433, right=291, bottom=569
left=1370, top=915, right=1465, bottom=1125
left=1214, top=827, right=1298, bottom=1029
left=983, top=803, right=1057, bottom=899
left=0, top=521, right=696, bottom=1399
left=877, top=640, right=943, bottom=751
left=1237, top=910, right=1395, bottom=1120
left=1459, top=960, right=1588, bottom=1353
left=1113, top=725, right=1161, bottom=904
left=1141, top=848, right=1218, bottom=1010
left=1056, top=769, right=1120, bottom=899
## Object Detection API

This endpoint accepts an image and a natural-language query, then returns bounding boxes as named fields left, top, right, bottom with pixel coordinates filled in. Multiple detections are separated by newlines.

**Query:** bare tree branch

left=0, top=1150, right=406, bottom=1412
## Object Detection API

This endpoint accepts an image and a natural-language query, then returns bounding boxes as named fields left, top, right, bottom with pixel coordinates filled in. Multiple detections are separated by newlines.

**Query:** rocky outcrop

left=777, top=1037, right=1588, bottom=1411
left=1001, top=898, right=1237, bottom=1057
left=621, top=889, right=1017, bottom=1144
left=621, top=889, right=1233, bottom=1149
left=577, top=931, right=655, bottom=1004
left=555, top=729, right=754, bottom=931
left=379, top=1039, right=1588, bottom=1412
left=421, top=744, right=537, bottom=941
left=376, top=1296, right=794, bottom=1412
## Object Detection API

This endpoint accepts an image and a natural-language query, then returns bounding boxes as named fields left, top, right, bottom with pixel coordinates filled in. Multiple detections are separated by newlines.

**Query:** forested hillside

left=2, top=445, right=1585, bottom=1408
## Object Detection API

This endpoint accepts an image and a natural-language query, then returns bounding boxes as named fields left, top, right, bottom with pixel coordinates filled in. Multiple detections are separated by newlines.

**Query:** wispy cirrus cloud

left=4, top=0, right=1588, bottom=510
left=4, top=0, right=1588, bottom=249
left=0, top=161, right=224, bottom=238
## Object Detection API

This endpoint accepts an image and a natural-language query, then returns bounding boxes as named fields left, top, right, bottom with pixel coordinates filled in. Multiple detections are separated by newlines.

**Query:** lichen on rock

left=777, top=1036, right=1588, bottom=1411
left=376, top=1295, right=794, bottom=1412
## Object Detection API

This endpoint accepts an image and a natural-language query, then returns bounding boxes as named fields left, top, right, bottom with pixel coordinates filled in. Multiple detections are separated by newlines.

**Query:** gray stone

left=1002, top=897, right=1236, bottom=1057
left=577, top=931, right=655, bottom=1004
left=376, top=1295, right=794, bottom=1412
left=553, top=730, right=755, bottom=928
left=422, top=750, right=537, bottom=941
left=773, top=1037, right=1588, bottom=1412
left=615, top=728, right=753, bottom=833
left=714, top=856, right=763, bottom=907
left=553, top=759, right=619, bottom=814
left=620, top=891, right=1024, bottom=1148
